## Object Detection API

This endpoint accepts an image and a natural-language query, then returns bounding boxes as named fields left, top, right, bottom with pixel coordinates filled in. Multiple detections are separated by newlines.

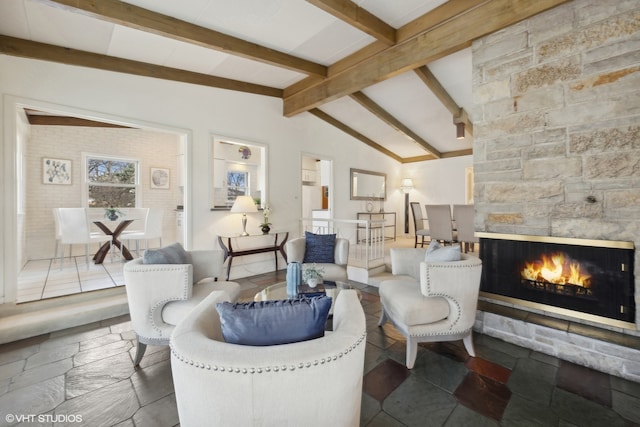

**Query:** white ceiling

left=0, top=0, right=474, bottom=159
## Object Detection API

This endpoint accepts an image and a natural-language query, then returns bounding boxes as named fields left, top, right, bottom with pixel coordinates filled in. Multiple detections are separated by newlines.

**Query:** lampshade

left=400, top=178, right=414, bottom=193
left=230, top=196, right=258, bottom=213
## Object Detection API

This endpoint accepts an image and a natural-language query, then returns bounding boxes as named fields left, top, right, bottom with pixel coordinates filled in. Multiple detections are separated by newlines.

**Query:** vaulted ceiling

left=0, top=0, right=568, bottom=162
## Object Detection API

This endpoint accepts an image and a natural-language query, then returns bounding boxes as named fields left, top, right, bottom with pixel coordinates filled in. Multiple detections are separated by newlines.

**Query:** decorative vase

left=261, top=224, right=271, bottom=234
left=108, top=212, right=119, bottom=221
left=286, top=262, right=301, bottom=297
left=307, top=278, right=318, bottom=288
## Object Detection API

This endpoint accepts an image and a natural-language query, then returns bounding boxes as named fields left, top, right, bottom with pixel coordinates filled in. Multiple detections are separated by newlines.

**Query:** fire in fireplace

left=477, top=233, right=635, bottom=327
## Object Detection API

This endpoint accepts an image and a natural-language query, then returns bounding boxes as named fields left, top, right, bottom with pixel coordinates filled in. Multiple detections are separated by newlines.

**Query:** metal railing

left=300, top=217, right=386, bottom=270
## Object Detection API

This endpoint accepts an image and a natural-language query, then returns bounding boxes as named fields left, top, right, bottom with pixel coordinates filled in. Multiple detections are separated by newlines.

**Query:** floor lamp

left=400, top=178, right=414, bottom=234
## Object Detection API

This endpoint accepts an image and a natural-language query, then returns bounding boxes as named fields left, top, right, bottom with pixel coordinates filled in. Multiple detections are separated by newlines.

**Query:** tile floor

left=17, top=256, right=126, bottom=303
left=2, top=271, right=639, bottom=427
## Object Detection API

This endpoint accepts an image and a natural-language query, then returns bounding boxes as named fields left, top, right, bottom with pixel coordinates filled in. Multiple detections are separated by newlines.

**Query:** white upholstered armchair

left=286, top=236, right=350, bottom=282
left=378, top=248, right=482, bottom=369
left=170, top=289, right=366, bottom=426
left=123, top=248, right=240, bottom=366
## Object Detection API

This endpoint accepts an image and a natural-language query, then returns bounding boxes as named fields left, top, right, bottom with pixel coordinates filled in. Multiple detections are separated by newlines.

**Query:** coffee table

left=254, top=281, right=361, bottom=314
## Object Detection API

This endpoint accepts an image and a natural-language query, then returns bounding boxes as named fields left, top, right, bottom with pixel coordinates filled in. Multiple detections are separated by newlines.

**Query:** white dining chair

left=52, top=208, right=62, bottom=259
left=410, top=202, right=430, bottom=248
left=424, top=204, right=457, bottom=245
left=57, top=208, right=112, bottom=269
left=121, top=208, right=163, bottom=256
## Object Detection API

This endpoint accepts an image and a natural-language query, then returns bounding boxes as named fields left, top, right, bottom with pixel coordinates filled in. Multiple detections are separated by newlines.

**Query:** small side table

left=217, top=231, right=289, bottom=280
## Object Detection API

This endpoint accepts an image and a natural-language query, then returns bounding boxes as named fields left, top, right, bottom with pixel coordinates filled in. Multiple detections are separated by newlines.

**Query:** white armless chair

left=170, top=290, right=366, bottom=426
left=379, top=250, right=482, bottom=369
left=123, top=248, right=240, bottom=366
left=286, top=236, right=349, bottom=282
left=57, top=208, right=112, bottom=269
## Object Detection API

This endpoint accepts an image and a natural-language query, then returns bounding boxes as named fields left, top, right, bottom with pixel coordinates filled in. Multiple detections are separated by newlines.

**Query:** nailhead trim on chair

left=170, top=333, right=366, bottom=374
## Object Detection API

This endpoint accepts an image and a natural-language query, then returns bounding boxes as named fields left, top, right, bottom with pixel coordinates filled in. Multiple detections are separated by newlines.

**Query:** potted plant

left=260, top=204, right=272, bottom=234
left=302, top=264, right=324, bottom=288
left=104, top=206, right=125, bottom=221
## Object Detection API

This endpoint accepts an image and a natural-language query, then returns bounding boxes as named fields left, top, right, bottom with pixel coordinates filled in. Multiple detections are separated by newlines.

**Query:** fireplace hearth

left=477, top=233, right=635, bottom=328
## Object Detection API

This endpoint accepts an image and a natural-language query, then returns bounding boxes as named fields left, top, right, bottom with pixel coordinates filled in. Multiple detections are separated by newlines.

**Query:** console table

left=357, top=211, right=396, bottom=242
left=217, top=232, right=288, bottom=280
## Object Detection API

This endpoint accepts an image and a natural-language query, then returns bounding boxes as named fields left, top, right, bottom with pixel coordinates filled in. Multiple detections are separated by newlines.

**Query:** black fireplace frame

left=477, top=232, right=635, bottom=329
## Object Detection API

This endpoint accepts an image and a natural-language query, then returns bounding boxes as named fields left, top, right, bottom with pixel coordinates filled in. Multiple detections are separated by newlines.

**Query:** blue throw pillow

left=216, top=296, right=332, bottom=346
left=143, top=242, right=192, bottom=264
left=303, top=232, right=336, bottom=263
left=425, top=240, right=461, bottom=262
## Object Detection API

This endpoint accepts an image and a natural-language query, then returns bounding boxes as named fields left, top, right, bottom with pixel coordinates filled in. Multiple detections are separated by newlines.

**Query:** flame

left=521, top=252, right=591, bottom=287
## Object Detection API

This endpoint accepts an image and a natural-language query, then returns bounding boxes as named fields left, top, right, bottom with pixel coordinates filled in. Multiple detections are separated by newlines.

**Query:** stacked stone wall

left=472, top=0, right=640, bottom=328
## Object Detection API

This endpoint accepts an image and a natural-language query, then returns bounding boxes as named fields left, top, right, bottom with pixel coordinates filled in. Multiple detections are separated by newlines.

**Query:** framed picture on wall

left=150, top=167, right=170, bottom=189
left=43, top=158, right=71, bottom=185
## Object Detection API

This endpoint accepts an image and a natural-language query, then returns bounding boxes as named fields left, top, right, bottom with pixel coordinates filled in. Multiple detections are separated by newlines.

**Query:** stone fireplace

left=471, top=0, right=640, bottom=381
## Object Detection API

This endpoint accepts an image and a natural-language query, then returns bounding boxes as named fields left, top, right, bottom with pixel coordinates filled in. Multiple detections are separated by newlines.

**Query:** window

left=85, top=155, right=139, bottom=208
left=227, top=171, right=249, bottom=204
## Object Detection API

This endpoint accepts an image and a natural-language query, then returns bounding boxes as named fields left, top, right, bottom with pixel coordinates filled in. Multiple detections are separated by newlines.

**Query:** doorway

left=301, top=154, right=332, bottom=232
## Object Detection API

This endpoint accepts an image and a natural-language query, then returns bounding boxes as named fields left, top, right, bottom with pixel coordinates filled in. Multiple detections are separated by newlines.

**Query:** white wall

left=1, top=55, right=469, bottom=301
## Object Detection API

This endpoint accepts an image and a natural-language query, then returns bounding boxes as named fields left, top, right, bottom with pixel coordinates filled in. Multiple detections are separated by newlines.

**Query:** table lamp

left=230, top=195, right=258, bottom=236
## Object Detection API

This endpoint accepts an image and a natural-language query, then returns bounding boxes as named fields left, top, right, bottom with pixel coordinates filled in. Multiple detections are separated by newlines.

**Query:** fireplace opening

left=478, top=233, right=635, bottom=327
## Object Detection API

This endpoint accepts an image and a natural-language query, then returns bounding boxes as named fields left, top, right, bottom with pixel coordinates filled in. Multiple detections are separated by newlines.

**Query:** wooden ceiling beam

left=285, top=0, right=487, bottom=99
left=0, top=36, right=283, bottom=98
left=306, top=0, right=396, bottom=45
left=349, top=91, right=441, bottom=158
left=308, top=109, right=403, bottom=162
left=42, top=0, right=327, bottom=78
left=283, top=0, right=571, bottom=116
left=26, top=114, right=131, bottom=128
left=414, top=65, right=473, bottom=136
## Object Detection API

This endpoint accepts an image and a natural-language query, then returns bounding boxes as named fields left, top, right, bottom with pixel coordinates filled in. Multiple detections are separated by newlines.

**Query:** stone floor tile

left=25, top=342, right=78, bottom=370
left=130, top=345, right=170, bottom=369
left=54, top=379, right=139, bottom=427
left=443, top=404, right=499, bottom=427
left=113, top=419, right=135, bottom=427
left=363, top=358, right=410, bottom=402
left=66, top=352, right=135, bottom=399
left=501, top=394, right=560, bottom=426
left=366, top=328, right=398, bottom=350
left=9, top=358, right=72, bottom=392
left=466, top=357, right=512, bottom=384
left=551, top=388, right=629, bottom=427
left=42, top=325, right=110, bottom=350
left=556, top=360, right=611, bottom=407
left=611, top=374, right=640, bottom=398
left=507, top=358, right=557, bottom=405
left=383, top=375, right=457, bottom=426
left=365, top=410, right=405, bottom=427
left=0, top=335, right=46, bottom=365
left=130, top=359, right=174, bottom=406
left=79, top=333, right=125, bottom=351
left=475, top=334, right=531, bottom=361
left=132, top=393, right=179, bottom=427
left=413, top=350, right=469, bottom=393
left=360, top=391, right=382, bottom=426
left=454, top=372, right=512, bottom=421
left=0, top=359, right=25, bottom=382
left=73, top=340, right=132, bottom=367
left=611, top=389, right=640, bottom=424
left=0, top=376, right=65, bottom=427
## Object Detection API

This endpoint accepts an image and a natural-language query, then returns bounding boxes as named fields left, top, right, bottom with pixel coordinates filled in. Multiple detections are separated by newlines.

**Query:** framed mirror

left=350, top=168, right=386, bottom=200
left=211, top=136, right=268, bottom=209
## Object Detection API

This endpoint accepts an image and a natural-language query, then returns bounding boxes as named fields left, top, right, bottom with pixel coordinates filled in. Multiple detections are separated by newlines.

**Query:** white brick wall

left=25, top=126, right=180, bottom=261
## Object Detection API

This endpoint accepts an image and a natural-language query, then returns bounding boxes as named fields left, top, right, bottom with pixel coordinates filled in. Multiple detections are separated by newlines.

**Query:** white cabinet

left=213, top=158, right=226, bottom=188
